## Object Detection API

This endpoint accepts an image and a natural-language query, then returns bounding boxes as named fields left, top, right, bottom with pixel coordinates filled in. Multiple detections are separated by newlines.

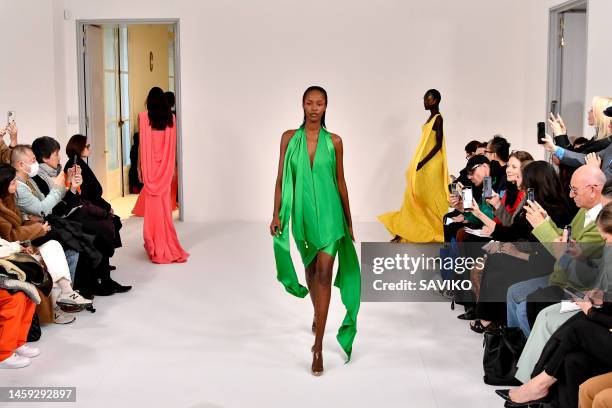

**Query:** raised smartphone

left=527, top=187, right=535, bottom=202
left=537, top=122, right=546, bottom=144
left=564, top=225, right=573, bottom=242
left=462, top=187, right=473, bottom=212
left=6, top=110, right=15, bottom=125
left=483, top=176, right=493, bottom=199
left=550, top=100, right=558, bottom=117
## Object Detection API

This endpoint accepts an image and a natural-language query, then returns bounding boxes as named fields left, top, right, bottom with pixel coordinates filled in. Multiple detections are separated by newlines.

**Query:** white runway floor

left=0, top=220, right=503, bottom=408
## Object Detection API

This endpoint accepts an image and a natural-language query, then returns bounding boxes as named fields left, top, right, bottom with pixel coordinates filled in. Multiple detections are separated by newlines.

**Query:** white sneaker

left=15, top=344, right=40, bottom=358
left=57, top=291, right=93, bottom=306
left=0, top=353, right=31, bottom=369
left=53, top=305, right=76, bottom=325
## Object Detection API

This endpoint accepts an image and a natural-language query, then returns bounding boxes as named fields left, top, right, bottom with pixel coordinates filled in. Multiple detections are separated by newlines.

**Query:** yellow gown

left=378, top=114, right=450, bottom=243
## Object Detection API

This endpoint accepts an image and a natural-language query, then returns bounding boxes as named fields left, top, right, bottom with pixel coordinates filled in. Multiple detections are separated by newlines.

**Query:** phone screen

left=527, top=187, right=535, bottom=202
left=550, top=100, right=558, bottom=117
left=564, top=225, right=572, bottom=241
left=537, top=122, right=546, bottom=144
left=483, top=176, right=493, bottom=199
left=6, top=111, right=15, bottom=126
left=462, top=187, right=473, bottom=211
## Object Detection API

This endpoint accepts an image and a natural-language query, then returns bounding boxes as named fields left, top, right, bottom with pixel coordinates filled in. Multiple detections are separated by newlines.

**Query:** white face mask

left=25, top=161, right=39, bottom=178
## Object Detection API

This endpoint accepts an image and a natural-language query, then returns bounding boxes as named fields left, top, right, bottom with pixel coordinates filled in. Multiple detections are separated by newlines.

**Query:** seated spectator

left=580, top=372, right=612, bottom=408
left=64, top=134, right=122, bottom=250
left=544, top=100, right=612, bottom=180
left=511, top=178, right=612, bottom=384
left=485, top=135, right=510, bottom=195
left=496, top=202, right=612, bottom=408
left=0, top=239, right=39, bottom=369
left=0, top=164, right=90, bottom=323
left=505, top=165, right=606, bottom=338
left=468, top=161, right=572, bottom=332
left=456, top=141, right=487, bottom=185
left=0, top=121, right=18, bottom=164
left=549, top=97, right=612, bottom=153
left=10, top=145, right=123, bottom=297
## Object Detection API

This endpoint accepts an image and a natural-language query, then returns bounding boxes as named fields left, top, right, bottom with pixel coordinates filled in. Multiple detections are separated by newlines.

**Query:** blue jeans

left=64, top=250, right=79, bottom=282
left=506, top=275, right=550, bottom=337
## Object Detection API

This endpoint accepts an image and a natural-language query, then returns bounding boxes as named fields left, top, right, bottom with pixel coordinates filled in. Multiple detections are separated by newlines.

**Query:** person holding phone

left=0, top=120, right=18, bottom=164
left=496, top=203, right=612, bottom=408
left=544, top=100, right=612, bottom=180
left=270, top=86, right=360, bottom=376
left=378, top=89, right=449, bottom=243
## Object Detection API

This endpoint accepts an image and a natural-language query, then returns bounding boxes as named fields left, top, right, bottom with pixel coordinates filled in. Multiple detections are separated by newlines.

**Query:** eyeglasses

left=85, top=144, right=90, bottom=149
left=569, top=184, right=601, bottom=194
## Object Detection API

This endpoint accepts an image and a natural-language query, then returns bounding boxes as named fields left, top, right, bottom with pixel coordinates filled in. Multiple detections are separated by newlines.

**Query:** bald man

left=505, top=165, right=607, bottom=338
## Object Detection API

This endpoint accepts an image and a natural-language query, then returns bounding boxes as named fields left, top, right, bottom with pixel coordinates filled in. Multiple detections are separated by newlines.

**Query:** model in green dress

left=270, top=86, right=361, bottom=376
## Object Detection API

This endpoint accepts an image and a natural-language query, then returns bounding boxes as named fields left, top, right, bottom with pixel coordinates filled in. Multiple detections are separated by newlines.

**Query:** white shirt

left=584, top=203, right=603, bottom=228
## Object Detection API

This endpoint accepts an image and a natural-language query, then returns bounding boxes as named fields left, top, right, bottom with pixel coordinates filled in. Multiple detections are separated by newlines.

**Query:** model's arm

left=270, top=130, right=295, bottom=236
left=417, top=116, right=443, bottom=171
left=332, top=134, right=354, bottom=241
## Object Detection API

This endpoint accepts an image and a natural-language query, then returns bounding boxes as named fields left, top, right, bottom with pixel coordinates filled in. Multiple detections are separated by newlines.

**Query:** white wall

left=2, top=0, right=611, bottom=223
left=0, top=1, right=58, bottom=146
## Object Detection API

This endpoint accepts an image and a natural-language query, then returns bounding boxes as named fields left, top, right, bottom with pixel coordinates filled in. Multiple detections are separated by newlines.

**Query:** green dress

left=273, top=126, right=361, bottom=361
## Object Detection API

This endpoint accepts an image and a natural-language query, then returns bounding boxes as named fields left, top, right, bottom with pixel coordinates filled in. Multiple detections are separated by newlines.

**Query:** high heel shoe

left=311, top=349, right=323, bottom=376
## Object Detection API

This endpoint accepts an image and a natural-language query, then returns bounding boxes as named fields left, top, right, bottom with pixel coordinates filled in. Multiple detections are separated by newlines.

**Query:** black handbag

left=483, top=327, right=526, bottom=385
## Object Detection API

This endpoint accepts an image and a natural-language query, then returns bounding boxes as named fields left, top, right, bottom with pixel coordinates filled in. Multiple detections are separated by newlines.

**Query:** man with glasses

left=506, top=165, right=606, bottom=342
left=456, top=141, right=486, bottom=185
left=543, top=106, right=612, bottom=180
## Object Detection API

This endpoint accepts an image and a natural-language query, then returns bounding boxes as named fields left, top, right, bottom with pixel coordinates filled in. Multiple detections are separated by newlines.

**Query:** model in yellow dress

left=378, top=89, right=450, bottom=243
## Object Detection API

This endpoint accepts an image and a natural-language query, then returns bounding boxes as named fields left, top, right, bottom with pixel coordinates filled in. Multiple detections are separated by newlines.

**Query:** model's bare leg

left=311, top=251, right=334, bottom=376
left=305, top=260, right=317, bottom=333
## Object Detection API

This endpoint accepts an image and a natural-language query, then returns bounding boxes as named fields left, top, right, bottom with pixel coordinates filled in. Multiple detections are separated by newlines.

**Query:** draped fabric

left=273, top=127, right=361, bottom=361
left=378, top=114, right=449, bottom=242
left=137, top=111, right=188, bottom=264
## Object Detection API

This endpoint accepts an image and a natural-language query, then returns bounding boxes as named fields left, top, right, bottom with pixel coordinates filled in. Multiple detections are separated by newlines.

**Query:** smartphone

left=550, top=100, right=558, bottom=117
left=527, top=187, right=535, bottom=202
left=483, top=176, right=493, bottom=199
left=448, top=182, right=458, bottom=195
left=462, top=187, right=473, bottom=212
left=564, top=225, right=572, bottom=242
left=563, top=287, right=586, bottom=301
left=537, top=122, right=546, bottom=144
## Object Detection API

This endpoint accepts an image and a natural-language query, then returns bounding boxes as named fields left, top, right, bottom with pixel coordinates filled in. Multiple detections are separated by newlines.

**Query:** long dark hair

left=522, top=161, right=571, bottom=222
left=0, top=164, right=16, bottom=199
left=301, top=86, right=327, bottom=128
left=146, top=87, right=174, bottom=130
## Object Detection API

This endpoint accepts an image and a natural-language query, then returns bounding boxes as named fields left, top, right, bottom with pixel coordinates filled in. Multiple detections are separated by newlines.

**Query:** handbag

left=482, top=327, right=526, bottom=386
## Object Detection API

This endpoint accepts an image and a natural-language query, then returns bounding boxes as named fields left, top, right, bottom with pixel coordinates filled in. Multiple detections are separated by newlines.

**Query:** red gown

left=135, top=111, right=188, bottom=264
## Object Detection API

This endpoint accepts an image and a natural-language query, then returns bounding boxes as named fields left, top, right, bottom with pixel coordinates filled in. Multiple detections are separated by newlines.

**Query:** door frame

left=546, top=0, right=588, bottom=134
left=76, top=18, right=184, bottom=221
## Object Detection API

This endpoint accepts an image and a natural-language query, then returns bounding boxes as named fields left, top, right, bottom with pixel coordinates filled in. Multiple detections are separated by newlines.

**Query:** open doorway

left=76, top=20, right=182, bottom=220
left=547, top=0, right=587, bottom=140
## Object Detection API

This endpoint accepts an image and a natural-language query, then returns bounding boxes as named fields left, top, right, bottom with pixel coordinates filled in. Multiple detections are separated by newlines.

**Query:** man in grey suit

left=543, top=106, right=612, bottom=180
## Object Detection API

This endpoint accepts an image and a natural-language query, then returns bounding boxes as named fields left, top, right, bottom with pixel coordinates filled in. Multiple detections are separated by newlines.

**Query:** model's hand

left=270, top=216, right=281, bottom=236
left=548, top=113, right=566, bottom=136
left=585, top=153, right=602, bottom=168
left=542, top=134, right=557, bottom=153
left=416, top=161, right=423, bottom=171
